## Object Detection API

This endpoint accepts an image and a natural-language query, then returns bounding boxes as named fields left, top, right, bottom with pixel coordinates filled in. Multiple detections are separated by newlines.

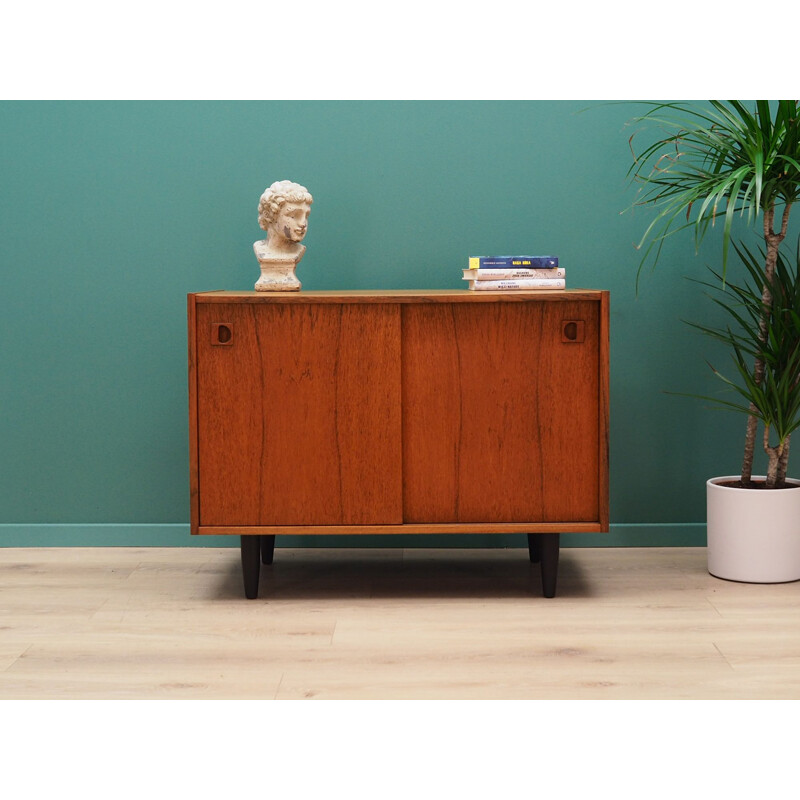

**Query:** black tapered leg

left=261, top=534, right=275, bottom=565
left=527, top=534, right=541, bottom=563
left=240, top=535, right=261, bottom=599
left=539, top=533, right=560, bottom=598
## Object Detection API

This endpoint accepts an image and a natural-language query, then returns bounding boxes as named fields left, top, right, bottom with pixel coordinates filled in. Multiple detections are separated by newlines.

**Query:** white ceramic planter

left=707, top=475, right=800, bottom=583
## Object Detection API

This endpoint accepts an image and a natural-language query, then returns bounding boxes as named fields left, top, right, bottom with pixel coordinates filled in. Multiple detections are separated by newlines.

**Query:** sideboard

left=188, top=289, right=609, bottom=598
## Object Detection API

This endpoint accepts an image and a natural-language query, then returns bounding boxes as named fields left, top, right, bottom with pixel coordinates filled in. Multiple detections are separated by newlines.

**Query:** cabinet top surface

left=190, top=289, right=608, bottom=304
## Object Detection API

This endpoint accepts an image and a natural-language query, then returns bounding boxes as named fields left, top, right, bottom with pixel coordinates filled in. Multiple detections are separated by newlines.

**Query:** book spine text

left=468, top=278, right=566, bottom=291
left=468, top=256, right=559, bottom=270
left=464, top=268, right=565, bottom=280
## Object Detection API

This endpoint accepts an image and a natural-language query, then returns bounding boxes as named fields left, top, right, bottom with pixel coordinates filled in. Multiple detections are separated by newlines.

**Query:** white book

left=467, top=278, right=566, bottom=291
left=463, top=268, right=565, bottom=280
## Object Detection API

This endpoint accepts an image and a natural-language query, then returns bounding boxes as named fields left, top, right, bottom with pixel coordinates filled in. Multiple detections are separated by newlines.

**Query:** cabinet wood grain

left=402, top=301, right=600, bottom=523
left=195, top=302, right=402, bottom=526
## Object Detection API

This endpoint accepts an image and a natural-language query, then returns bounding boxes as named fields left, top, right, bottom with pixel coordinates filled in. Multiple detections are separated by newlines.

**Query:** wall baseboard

left=0, top=523, right=706, bottom=548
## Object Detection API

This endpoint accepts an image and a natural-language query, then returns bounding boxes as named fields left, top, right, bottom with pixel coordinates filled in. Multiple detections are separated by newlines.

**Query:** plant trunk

left=765, top=455, right=782, bottom=488
left=741, top=204, right=791, bottom=484
left=764, top=424, right=785, bottom=488
left=778, top=436, right=791, bottom=485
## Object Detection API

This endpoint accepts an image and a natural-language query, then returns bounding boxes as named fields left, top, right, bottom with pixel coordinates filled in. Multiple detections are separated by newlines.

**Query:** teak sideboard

left=188, top=289, right=609, bottom=598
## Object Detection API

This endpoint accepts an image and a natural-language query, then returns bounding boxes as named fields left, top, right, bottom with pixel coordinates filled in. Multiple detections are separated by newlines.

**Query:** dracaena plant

left=685, top=241, right=800, bottom=487
left=627, top=100, right=800, bottom=486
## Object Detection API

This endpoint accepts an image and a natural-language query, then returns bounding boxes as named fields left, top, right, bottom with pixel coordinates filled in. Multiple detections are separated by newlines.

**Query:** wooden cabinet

left=188, top=290, right=609, bottom=598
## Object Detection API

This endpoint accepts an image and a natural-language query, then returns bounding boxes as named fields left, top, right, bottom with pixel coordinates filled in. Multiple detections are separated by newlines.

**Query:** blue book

left=468, top=255, right=559, bottom=270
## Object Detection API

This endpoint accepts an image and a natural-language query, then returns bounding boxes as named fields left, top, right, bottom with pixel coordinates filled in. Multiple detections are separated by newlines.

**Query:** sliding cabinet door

left=402, top=300, right=601, bottom=524
left=195, top=302, right=403, bottom=526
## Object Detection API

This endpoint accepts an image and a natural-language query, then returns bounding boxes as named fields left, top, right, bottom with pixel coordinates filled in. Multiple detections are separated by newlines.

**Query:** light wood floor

left=1, top=546, right=799, bottom=699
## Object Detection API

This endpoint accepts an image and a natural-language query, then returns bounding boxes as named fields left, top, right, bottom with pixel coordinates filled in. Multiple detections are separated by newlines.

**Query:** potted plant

left=690, top=242, right=800, bottom=581
left=627, top=100, right=800, bottom=582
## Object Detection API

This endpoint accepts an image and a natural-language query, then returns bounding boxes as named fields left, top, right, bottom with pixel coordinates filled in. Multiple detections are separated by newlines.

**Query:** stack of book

left=464, top=255, right=565, bottom=291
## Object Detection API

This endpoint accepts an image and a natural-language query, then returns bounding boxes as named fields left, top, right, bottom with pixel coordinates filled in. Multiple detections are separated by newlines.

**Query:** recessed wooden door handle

left=561, top=320, right=585, bottom=343
left=211, top=323, right=234, bottom=346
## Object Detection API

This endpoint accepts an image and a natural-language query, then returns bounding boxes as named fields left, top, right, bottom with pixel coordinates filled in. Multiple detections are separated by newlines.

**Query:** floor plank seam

left=2, top=644, right=32, bottom=674
left=712, top=642, right=735, bottom=670
left=705, top=597, right=724, bottom=617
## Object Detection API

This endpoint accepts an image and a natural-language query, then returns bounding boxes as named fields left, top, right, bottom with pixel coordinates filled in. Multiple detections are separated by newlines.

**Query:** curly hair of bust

left=258, top=180, right=313, bottom=230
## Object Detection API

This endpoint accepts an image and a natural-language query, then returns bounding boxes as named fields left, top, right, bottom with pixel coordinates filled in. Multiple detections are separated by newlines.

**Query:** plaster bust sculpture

left=254, top=180, right=313, bottom=291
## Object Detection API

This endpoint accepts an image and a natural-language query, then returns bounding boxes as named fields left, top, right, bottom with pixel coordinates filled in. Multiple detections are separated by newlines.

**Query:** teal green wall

left=2, top=101, right=794, bottom=547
